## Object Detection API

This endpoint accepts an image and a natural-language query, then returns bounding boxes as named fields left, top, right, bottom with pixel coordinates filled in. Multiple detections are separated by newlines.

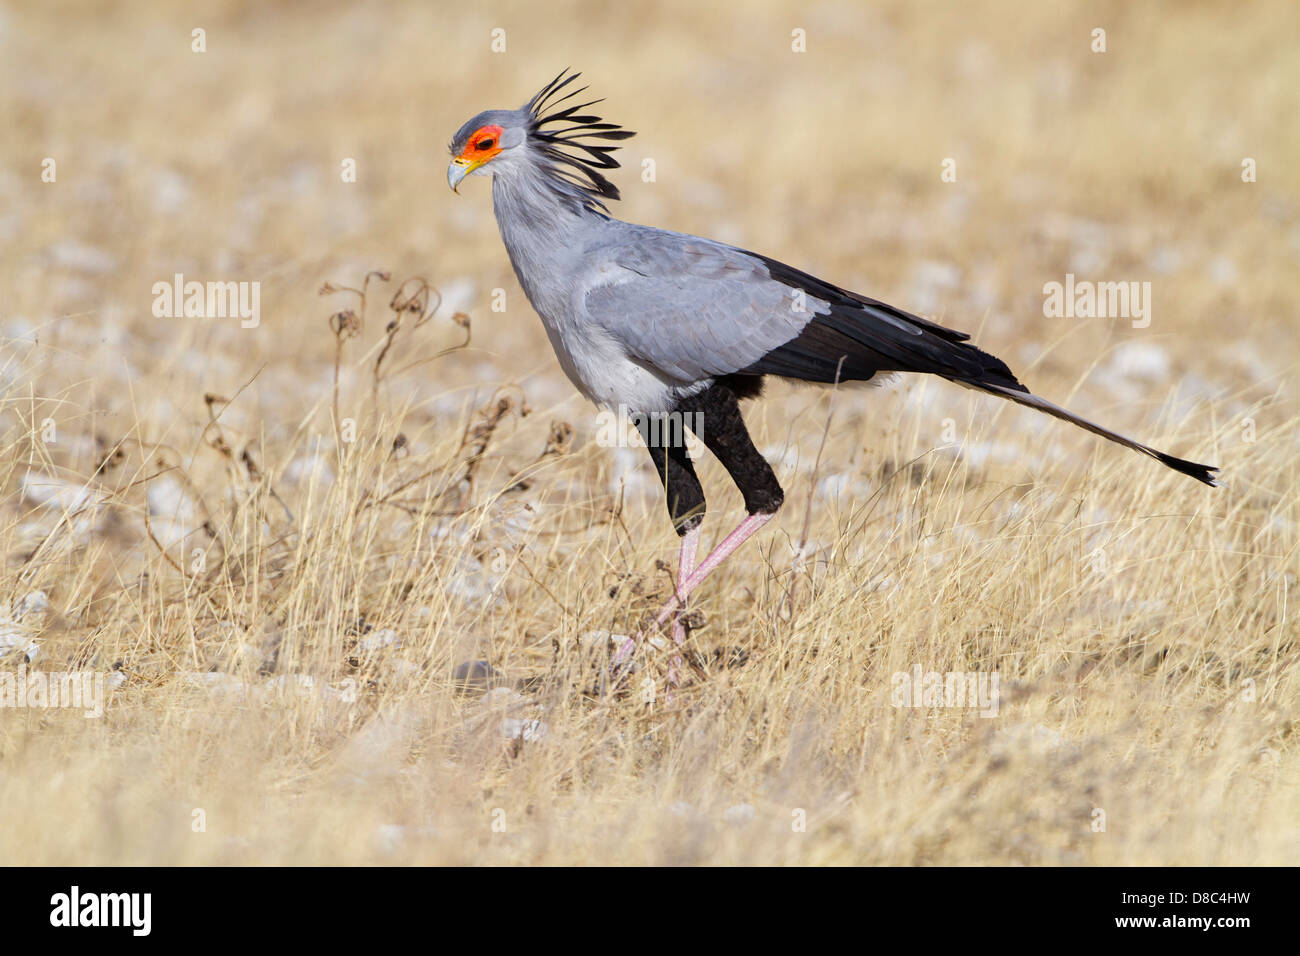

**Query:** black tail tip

left=1155, top=452, right=1220, bottom=487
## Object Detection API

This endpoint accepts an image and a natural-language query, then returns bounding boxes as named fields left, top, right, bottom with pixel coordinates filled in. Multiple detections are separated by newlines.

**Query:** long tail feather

left=963, top=380, right=1219, bottom=486
left=735, top=249, right=1220, bottom=487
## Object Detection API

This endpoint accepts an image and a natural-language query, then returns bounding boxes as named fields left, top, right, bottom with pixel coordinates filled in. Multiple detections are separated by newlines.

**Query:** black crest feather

left=526, top=69, right=635, bottom=211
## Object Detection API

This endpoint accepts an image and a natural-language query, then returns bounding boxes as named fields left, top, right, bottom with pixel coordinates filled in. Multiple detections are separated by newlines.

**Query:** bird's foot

left=610, top=606, right=703, bottom=693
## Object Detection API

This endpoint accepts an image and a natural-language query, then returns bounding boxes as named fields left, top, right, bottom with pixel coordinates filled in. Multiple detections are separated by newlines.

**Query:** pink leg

left=672, top=526, right=700, bottom=646
left=654, top=512, right=773, bottom=629
left=613, top=512, right=773, bottom=667
left=614, top=526, right=700, bottom=668
left=666, top=526, right=700, bottom=688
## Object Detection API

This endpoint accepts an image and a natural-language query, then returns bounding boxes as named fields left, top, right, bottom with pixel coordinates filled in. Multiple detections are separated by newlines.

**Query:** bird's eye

left=477, top=138, right=496, bottom=151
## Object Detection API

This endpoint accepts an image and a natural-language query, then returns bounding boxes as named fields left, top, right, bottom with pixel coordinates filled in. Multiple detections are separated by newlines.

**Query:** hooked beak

left=447, top=156, right=478, bottom=193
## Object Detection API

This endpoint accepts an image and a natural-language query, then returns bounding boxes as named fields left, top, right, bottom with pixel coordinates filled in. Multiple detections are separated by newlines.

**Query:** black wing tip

left=1154, top=452, right=1220, bottom=487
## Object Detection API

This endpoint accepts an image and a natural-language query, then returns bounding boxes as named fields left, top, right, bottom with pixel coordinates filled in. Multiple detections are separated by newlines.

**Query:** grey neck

left=491, top=159, right=603, bottom=306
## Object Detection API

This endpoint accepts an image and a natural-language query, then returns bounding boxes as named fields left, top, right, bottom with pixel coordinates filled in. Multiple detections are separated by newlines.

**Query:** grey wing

left=582, top=231, right=815, bottom=385
left=583, top=226, right=1014, bottom=390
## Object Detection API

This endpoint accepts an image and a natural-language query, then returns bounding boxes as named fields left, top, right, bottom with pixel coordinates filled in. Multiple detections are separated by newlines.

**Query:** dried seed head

left=545, top=420, right=574, bottom=456
left=389, top=278, right=431, bottom=318
left=330, top=309, right=361, bottom=338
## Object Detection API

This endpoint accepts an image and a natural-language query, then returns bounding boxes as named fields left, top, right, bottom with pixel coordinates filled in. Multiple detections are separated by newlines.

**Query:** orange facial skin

left=456, top=124, right=504, bottom=166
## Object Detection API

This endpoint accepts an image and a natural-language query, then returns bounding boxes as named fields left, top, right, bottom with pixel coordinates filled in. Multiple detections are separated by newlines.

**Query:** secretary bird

left=446, top=71, right=1218, bottom=655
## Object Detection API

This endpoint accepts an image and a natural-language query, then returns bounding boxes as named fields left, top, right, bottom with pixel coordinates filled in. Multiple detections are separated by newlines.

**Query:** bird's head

left=446, top=108, right=527, bottom=191
left=447, top=70, right=635, bottom=210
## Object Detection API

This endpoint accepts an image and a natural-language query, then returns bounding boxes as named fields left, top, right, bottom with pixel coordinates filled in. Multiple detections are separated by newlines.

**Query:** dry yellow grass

left=0, top=0, right=1296, bottom=865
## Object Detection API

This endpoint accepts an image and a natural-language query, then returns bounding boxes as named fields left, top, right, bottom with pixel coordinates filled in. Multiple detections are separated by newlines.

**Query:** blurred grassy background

left=0, top=0, right=1296, bottom=864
